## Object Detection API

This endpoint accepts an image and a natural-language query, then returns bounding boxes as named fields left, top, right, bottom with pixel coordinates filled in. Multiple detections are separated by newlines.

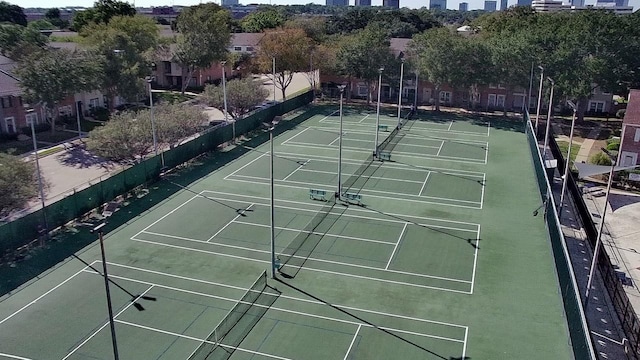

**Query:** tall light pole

left=558, top=100, right=577, bottom=217
left=542, top=77, right=555, bottom=160
left=94, top=223, right=120, bottom=360
left=374, top=67, right=384, bottom=157
left=585, top=148, right=618, bottom=304
left=146, top=76, right=163, bottom=168
left=75, top=99, right=82, bottom=139
left=221, top=61, right=232, bottom=142
left=535, top=66, right=544, bottom=134
left=27, top=108, right=48, bottom=238
left=268, top=118, right=279, bottom=279
left=413, top=70, right=419, bottom=110
left=337, top=84, right=346, bottom=199
left=526, top=62, right=534, bottom=113
left=272, top=57, right=276, bottom=102
left=397, top=58, right=405, bottom=129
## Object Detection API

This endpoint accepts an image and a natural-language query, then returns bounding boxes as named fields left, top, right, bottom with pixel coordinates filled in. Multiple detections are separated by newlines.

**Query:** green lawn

left=0, top=130, right=77, bottom=155
left=556, top=140, right=581, bottom=165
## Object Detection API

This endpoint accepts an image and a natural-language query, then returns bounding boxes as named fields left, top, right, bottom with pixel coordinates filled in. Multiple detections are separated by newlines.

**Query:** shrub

left=616, top=109, right=626, bottom=119
left=20, top=123, right=51, bottom=135
left=90, top=107, right=110, bottom=121
left=590, top=151, right=613, bottom=166
left=606, top=138, right=620, bottom=151
left=0, top=132, right=19, bottom=141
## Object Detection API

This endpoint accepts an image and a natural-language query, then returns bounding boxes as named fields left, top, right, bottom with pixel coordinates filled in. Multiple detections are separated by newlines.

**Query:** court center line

left=282, top=160, right=309, bottom=181
left=386, top=223, right=408, bottom=270
left=223, top=152, right=267, bottom=180
left=202, top=190, right=481, bottom=230
left=436, top=141, right=445, bottom=156
left=418, top=172, right=431, bottom=196
left=0, top=262, right=96, bottom=326
left=462, top=326, right=469, bottom=359
left=344, top=324, right=362, bottom=360
left=103, top=261, right=469, bottom=328
left=90, top=272, right=465, bottom=343
left=318, top=109, right=339, bottom=123
left=131, top=194, right=200, bottom=240
left=469, top=226, right=481, bottom=295
left=358, top=114, right=370, bottom=123
left=328, top=135, right=340, bottom=146
left=279, top=126, right=311, bottom=146
left=480, top=173, right=486, bottom=210
left=116, top=320, right=294, bottom=360
left=206, top=203, right=254, bottom=242
left=0, top=352, right=32, bottom=360
left=448, top=121, right=454, bottom=131
left=62, top=285, right=154, bottom=360
left=131, top=239, right=471, bottom=294
left=137, top=230, right=472, bottom=284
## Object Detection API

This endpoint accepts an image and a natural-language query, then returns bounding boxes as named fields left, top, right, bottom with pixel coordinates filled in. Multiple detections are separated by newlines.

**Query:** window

left=1, top=97, right=13, bottom=108
left=26, top=112, right=38, bottom=126
left=634, top=128, right=640, bottom=142
left=246, top=46, right=254, bottom=52
left=58, top=105, right=72, bottom=116
left=234, top=46, right=242, bottom=51
left=589, top=101, right=605, bottom=113
left=357, top=84, right=368, bottom=97
left=3, top=117, right=15, bottom=133
left=497, top=95, right=506, bottom=107
left=488, top=94, right=496, bottom=107
left=90, top=98, right=100, bottom=109
left=440, top=91, right=451, bottom=103
left=164, top=61, right=171, bottom=73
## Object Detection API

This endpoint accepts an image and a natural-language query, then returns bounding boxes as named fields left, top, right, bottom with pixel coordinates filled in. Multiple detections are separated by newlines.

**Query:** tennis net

left=187, top=271, right=268, bottom=360
left=278, top=194, right=337, bottom=275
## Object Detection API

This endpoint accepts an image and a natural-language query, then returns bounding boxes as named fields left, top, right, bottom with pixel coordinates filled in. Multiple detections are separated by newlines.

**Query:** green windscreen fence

left=523, top=111, right=596, bottom=360
left=0, top=90, right=314, bottom=255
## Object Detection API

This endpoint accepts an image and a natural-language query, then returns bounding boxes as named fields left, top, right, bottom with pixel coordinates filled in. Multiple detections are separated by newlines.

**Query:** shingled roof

left=0, top=55, right=21, bottom=97
left=624, top=89, right=640, bottom=126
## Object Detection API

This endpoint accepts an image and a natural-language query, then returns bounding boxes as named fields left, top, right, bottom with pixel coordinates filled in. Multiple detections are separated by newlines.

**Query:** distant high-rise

left=501, top=0, right=508, bottom=9
left=355, top=0, right=371, bottom=5
left=429, top=0, right=447, bottom=10
left=459, top=2, right=468, bottom=10
left=221, top=0, right=238, bottom=5
left=484, top=0, right=497, bottom=10
left=383, top=0, right=400, bottom=7
left=326, top=0, right=349, bottom=5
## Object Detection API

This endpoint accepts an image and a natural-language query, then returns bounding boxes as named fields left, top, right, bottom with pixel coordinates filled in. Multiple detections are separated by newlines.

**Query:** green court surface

left=0, top=105, right=573, bottom=359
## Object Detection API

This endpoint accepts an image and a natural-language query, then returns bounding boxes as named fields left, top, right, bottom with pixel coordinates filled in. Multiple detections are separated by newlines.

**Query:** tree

left=81, top=15, right=159, bottom=105
left=87, top=110, right=154, bottom=162
left=255, top=28, right=313, bottom=101
left=335, top=25, right=396, bottom=104
left=154, top=103, right=207, bottom=148
left=0, top=153, right=37, bottom=217
left=27, top=19, right=55, bottom=30
left=72, top=0, right=136, bottom=32
left=45, top=8, right=69, bottom=29
left=16, top=48, right=103, bottom=133
left=202, top=77, right=269, bottom=120
left=0, top=24, right=48, bottom=60
left=173, top=4, right=232, bottom=94
left=0, top=1, right=26, bottom=26
left=241, top=8, right=286, bottom=33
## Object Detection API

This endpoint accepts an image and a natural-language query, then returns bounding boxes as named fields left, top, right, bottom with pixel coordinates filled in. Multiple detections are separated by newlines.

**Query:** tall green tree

left=0, top=1, right=26, bottom=26
left=241, top=8, right=286, bottom=33
left=45, top=8, right=69, bottom=29
left=16, top=48, right=103, bottom=133
left=0, top=24, right=48, bottom=60
left=154, top=103, right=207, bottom=148
left=87, top=110, right=154, bottom=162
left=0, top=153, right=37, bottom=217
left=202, top=77, right=269, bottom=120
left=81, top=15, right=159, bottom=105
left=72, top=0, right=136, bottom=32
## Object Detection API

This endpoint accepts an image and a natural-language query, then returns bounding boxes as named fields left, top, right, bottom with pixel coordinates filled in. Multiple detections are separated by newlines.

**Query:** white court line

left=280, top=126, right=311, bottom=145
left=318, top=109, right=339, bottom=123
left=480, top=173, right=486, bottom=210
left=298, top=168, right=424, bottom=185
left=486, top=122, right=491, bottom=137
left=462, top=327, right=469, bottom=359
left=233, top=221, right=396, bottom=245
left=137, top=230, right=471, bottom=284
left=104, top=262, right=469, bottom=328
left=315, top=120, right=487, bottom=137
left=436, top=141, right=445, bottom=156
left=358, top=114, right=370, bottom=123
left=283, top=159, right=309, bottom=181
left=0, top=353, right=32, bottom=359
left=484, top=142, right=489, bottom=165
left=341, top=137, right=441, bottom=150
left=223, top=152, right=267, bottom=180
left=228, top=174, right=482, bottom=208
left=116, top=320, right=294, bottom=360
left=62, top=285, right=154, bottom=360
left=386, top=223, right=408, bottom=270
left=131, top=194, right=200, bottom=240
left=448, top=121, right=453, bottom=131
left=469, top=225, right=481, bottom=295
left=0, top=263, right=96, bottom=326
left=311, top=126, right=489, bottom=145
left=85, top=270, right=465, bottom=343
left=207, top=203, right=254, bottom=242
left=328, top=135, right=340, bottom=146
left=418, top=172, right=431, bottom=196
left=132, top=238, right=471, bottom=294
left=202, top=190, right=481, bottom=230
left=344, top=324, right=362, bottom=360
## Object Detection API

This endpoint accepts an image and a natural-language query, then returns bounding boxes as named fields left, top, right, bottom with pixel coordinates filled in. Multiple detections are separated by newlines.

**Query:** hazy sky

left=10, top=0, right=638, bottom=12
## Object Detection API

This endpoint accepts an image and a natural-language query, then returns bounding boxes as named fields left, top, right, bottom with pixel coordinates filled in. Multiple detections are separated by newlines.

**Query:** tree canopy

left=202, top=77, right=269, bottom=120
left=0, top=1, right=26, bottom=26
left=0, top=153, right=37, bottom=218
left=241, top=8, right=286, bottom=33
left=0, top=24, right=48, bottom=60
left=72, top=0, right=136, bottom=32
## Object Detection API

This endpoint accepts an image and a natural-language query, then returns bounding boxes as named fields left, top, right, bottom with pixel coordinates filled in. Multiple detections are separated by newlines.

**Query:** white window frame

left=3, top=117, right=15, bottom=133
left=620, top=151, right=637, bottom=166
left=634, top=128, right=640, bottom=142
left=589, top=101, right=605, bottom=113
left=439, top=91, right=451, bottom=103
left=496, top=94, right=506, bottom=107
left=89, top=98, right=100, bottom=109
left=488, top=94, right=496, bottom=106
left=26, top=112, right=38, bottom=126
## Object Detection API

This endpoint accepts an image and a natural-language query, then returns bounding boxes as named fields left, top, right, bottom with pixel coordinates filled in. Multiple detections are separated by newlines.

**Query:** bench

left=309, top=189, right=327, bottom=201
left=342, top=192, right=362, bottom=205
left=378, top=151, right=391, bottom=161
left=378, top=125, right=389, bottom=132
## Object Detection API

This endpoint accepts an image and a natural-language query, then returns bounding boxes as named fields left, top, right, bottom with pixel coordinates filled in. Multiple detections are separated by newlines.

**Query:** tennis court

left=0, top=104, right=573, bottom=359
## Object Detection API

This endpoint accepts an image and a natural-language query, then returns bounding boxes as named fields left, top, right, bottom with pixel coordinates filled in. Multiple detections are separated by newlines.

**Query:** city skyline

left=9, top=0, right=637, bottom=12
